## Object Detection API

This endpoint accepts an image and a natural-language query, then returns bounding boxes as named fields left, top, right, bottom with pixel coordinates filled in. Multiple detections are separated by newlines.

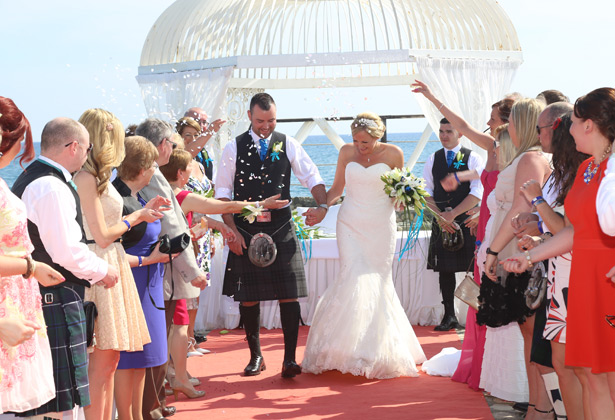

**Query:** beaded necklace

left=583, top=145, right=612, bottom=184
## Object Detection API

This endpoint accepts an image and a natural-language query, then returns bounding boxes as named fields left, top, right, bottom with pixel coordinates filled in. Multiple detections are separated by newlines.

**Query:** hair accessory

left=552, top=117, right=562, bottom=130
left=355, top=118, right=378, bottom=129
left=106, top=123, right=114, bottom=131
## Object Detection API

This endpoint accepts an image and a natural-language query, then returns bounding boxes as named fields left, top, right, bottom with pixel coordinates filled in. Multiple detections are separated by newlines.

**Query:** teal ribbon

left=294, top=224, right=313, bottom=262
left=397, top=207, right=424, bottom=261
left=270, top=151, right=280, bottom=162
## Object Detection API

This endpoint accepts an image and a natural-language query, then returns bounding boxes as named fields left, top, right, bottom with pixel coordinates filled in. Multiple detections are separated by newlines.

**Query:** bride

left=302, top=112, right=426, bottom=379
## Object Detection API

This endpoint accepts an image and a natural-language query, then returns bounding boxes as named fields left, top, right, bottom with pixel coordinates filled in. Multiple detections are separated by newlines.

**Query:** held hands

left=464, top=208, right=480, bottom=236
left=302, top=207, right=327, bottom=226
left=34, top=261, right=65, bottom=287
left=511, top=212, right=539, bottom=230
left=99, top=264, right=119, bottom=289
left=261, top=194, right=289, bottom=210
left=441, top=173, right=460, bottom=192
left=437, top=209, right=458, bottom=234
left=0, top=318, right=41, bottom=347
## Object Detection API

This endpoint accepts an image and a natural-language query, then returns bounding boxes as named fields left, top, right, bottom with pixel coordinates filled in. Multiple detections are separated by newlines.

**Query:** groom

left=215, top=92, right=327, bottom=378
left=423, top=118, right=484, bottom=331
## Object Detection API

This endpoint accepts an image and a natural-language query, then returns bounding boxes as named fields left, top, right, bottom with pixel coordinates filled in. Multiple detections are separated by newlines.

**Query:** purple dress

left=117, top=196, right=166, bottom=369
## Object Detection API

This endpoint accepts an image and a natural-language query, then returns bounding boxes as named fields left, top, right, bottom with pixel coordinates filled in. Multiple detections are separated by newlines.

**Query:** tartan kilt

left=17, top=284, right=90, bottom=417
left=223, top=207, right=307, bottom=302
left=427, top=217, right=476, bottom=273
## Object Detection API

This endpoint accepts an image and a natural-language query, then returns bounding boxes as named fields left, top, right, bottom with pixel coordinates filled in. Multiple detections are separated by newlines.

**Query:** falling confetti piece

left=220, top=330, right=229, bottom=334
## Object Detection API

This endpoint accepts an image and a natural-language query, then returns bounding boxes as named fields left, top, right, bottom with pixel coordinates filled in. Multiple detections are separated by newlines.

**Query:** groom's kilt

left=223, top=207, right=307, bottom=302
left=427, top=217, right=475, bottom=273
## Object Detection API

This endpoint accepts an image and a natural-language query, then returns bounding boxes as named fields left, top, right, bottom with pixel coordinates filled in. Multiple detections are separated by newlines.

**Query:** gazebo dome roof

left=139, top=0, right=521, bottom=87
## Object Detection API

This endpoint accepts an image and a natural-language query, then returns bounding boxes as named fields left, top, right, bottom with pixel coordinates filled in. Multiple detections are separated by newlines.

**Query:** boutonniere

left=240, top=204, right=264, bottom=224
left=201, top=150, right=213, bottom=167
left=453, top=151, right=465, bottom=169
left=270, top=141, right=283, bottom=161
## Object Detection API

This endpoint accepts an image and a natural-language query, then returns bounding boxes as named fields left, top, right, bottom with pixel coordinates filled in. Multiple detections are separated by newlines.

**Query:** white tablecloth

left=196, top=231, right=469, bottom=331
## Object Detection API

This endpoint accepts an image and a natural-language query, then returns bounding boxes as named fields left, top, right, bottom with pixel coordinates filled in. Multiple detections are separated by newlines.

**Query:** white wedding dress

left=302, top=162, right=426, bottom=379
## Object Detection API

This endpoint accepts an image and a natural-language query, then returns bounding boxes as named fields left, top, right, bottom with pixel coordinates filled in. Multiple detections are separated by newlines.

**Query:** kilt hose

left=427, top=217, right=476, bottom=274
left=223, top=207, right=307, bottom=302
left=17, top=284, right=90, bottom=417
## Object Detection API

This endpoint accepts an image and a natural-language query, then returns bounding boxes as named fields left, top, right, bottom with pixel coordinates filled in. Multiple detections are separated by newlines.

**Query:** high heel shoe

left=171, top=381, right=205, bottom=401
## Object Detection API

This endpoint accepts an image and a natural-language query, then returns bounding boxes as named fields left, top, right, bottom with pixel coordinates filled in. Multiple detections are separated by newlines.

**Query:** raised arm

left=184, top=119, right=226, bottom=158
left=179, top=193, right=288, bottom=216
left=411, top=80, right=495, bottom=151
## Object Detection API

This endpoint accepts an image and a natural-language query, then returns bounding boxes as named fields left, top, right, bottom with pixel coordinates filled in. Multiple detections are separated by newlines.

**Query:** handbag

left=454, top=258, right=479, bottom=310
left=83, top=301, right=98, bottom=347
left=152, top=233, right=191, bottom=301
left=525, top=261, right=548, bottom=310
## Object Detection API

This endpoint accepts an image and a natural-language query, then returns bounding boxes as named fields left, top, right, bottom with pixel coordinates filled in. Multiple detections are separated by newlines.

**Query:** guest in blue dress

left=112, top=136, right=175, bottom=420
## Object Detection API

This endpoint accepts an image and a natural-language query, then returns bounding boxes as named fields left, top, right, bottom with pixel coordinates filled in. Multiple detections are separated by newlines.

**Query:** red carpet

left=171, top=326, right=493, bottom=419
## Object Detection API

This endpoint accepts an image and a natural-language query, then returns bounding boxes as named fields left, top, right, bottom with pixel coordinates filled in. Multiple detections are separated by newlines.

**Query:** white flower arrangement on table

left=381, top=167, right=438, bottom=259
left=240, top=204, right=264, bottom=224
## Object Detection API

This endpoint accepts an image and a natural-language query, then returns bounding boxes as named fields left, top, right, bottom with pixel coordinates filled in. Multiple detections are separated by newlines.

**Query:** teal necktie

left=446, top=150, right=455, bottom=167
left=259, top=139, right=267, bottom=161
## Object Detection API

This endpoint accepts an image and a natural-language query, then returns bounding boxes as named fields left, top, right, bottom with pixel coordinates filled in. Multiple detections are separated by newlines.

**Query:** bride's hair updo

left=351, top=112, right=386, bottom=139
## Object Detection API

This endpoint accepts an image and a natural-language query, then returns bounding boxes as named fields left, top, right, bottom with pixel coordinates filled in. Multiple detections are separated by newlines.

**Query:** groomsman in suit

left=216, top=93, right=327, bottom=378
left=12, top=117, right=119, bottom=418
left=423, top=118, right=484, bottom=331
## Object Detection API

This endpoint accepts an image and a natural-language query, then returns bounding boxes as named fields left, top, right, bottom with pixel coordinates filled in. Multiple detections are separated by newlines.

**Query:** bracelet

left=138, top=256, right=143, bottom=267
left=538, top=222, right=544, bottom=234
left=453, top=172, right=461, bottom=184
left=531, top=196, right=545, bottom=206
left=438, top=103, right=445, bottom=111
left=524, top=250, right=534, bottom=268
left=122, top=219, right=131, bottom=231
left=486, top=247, right=499, bottom=256
left=23, top=255, right=35, bottom=279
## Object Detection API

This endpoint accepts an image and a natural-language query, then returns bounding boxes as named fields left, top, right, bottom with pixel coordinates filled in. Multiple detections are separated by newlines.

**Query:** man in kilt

left=423, top=118, right=484, bottom=331
left=12, top=117, right=119, bottom=418
left=216, top=93, right=327, bottom=378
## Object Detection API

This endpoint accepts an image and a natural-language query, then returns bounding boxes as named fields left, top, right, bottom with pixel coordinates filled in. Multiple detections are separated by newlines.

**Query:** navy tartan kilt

left=17, top=284, right=90, bottom=417
left=223, top=207, right=307, bottom=302
left=427, top=217, right=476, bottom=273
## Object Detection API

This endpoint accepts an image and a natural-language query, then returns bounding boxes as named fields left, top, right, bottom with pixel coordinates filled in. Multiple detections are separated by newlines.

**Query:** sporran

left=248, top=232, right=278, bottom=267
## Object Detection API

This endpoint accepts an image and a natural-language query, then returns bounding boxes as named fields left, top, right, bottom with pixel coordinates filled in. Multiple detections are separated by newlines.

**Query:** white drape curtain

left=136, top=67, right=234, bottom=161
left=413, top=57, right=522, bottom=159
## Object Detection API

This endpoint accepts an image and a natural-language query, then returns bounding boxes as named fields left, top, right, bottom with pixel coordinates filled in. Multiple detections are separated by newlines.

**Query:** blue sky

left=1, top=0, right=614, bottom=140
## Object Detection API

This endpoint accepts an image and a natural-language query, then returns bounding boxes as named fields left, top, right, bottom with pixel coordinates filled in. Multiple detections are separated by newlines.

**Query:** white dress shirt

left=215, top=129, right=324, bottom=200
left=21, top=156, right=108, bottom=283
left=422, top=144, right=485, bottom=200
left=596, top=153, right=615, bottom=235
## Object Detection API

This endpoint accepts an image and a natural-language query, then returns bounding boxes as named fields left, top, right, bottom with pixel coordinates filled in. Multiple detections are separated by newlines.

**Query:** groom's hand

left=303, top=207, right=326, bottom=226
left=228, top=227, right=247, bottom=256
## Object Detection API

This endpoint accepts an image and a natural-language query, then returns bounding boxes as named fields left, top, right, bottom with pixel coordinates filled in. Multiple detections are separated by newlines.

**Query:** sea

left=0, top=132, right=441, bottom=196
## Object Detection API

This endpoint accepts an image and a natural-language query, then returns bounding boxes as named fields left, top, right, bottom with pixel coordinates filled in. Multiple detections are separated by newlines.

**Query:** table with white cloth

left=196, top=230, right=469, bottom=331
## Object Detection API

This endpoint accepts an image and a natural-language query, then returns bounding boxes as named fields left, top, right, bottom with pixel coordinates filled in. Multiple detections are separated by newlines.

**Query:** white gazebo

left=136, top=0, right=522, bottom=167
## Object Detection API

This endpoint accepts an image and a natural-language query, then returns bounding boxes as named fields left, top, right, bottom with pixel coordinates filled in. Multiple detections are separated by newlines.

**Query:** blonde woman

left=481, top=99, right=554, bottom=417
left=302, top=112, right=426, bottom=379
left=74, top=109, right=169, bottom=420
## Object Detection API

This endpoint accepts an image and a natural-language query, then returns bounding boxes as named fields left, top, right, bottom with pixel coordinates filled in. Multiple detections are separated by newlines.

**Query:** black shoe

left=161, top=406, right=176, bottom=417
left=434, top=314, right=461, bottom=331
left=194, top=333, right=208, bottom=344
left=244, top=355, right=266, bottom=376
left=281, top=361, right=302, bottom=378
left=512, top=402, right=529, bottom=412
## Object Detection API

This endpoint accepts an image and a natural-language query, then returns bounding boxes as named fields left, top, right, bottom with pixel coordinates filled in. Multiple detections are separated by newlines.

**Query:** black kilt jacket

left=427, top=147, right=477, bottom=273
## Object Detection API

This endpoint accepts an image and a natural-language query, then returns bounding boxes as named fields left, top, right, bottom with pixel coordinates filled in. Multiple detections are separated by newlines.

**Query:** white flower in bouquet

left=240, top=204, right=264, bottom=224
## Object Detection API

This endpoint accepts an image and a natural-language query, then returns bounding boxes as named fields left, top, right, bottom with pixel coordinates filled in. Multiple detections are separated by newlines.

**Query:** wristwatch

left=319, top=203, right=329, bottom=211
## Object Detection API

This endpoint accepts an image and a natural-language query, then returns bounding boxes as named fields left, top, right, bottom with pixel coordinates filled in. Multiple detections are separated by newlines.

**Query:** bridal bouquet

left=381, top=167, right=433, bottom=260
left=381, top=167, right=430, bottom=211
